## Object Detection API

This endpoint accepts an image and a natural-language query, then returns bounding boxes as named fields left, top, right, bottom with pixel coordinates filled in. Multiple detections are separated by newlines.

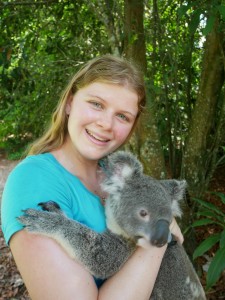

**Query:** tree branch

left=1, top=0, right=60, bottom=7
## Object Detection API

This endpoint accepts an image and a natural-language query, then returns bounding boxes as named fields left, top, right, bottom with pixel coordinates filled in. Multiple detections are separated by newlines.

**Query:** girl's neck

left=50, top=139, right=106, bottom=197
left=51, top=145, right=98, bottom=179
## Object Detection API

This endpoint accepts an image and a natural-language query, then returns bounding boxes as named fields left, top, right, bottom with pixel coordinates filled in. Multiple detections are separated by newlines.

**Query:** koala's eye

left=139, top=209, right=148, bottom=218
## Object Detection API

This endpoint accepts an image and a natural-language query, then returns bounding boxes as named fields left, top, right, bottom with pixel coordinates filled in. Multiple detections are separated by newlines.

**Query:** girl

left=1, top=54, right=183, bottom=299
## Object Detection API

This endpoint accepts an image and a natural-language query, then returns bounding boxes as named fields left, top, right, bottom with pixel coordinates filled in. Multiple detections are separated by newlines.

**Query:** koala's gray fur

left=18, top=151, right=206, bottom=300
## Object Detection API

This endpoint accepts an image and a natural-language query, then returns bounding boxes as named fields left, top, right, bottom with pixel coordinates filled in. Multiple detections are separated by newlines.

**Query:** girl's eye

left=117, top=113, right=129, bottom=122
left=90, top=101, right=102, bottom=109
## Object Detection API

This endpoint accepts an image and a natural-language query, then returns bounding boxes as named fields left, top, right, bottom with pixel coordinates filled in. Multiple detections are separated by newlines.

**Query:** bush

left=192, top=193, right=225, bottom=290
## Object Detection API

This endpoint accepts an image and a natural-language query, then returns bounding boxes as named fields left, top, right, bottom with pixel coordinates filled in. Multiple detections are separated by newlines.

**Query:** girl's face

left=66, top=82, right=139, bottom=161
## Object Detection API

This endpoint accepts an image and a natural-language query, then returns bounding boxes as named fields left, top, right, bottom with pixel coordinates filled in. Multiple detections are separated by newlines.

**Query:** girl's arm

left=10, top=230, right=98, bottom=300
left=10, top=230, right=166, bottom=300
left=99, top=243, right=167, bottom=300
left=99, top=217, right=183, bottom=300
left=10, top=218, right=182, bottom=300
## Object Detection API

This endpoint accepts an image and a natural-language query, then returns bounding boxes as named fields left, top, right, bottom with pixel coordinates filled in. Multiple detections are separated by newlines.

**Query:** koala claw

left=17, top=214, right=39, bottom=233
left=38, top=201, right=61, bottom=212
left=21, top=208, right=41, bottom=217
left=17, top=208, right=60, bottom=235
left=18, top=209, right=43, bottom=230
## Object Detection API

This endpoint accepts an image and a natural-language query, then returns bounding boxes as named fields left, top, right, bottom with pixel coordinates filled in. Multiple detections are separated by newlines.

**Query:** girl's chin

left=80, top=148, right=110, bottom=160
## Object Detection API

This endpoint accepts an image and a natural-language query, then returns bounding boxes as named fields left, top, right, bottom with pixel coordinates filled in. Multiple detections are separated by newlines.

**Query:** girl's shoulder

left=17, top=152, right=59, bottom=169
left=10, top=153, right=65, bottom=178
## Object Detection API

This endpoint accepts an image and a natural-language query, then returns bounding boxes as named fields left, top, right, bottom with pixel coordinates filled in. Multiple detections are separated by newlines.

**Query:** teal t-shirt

left=1, top=153, right=106, bottom=287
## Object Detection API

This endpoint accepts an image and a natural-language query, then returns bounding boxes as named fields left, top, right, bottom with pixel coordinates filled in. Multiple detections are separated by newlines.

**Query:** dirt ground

left=0, top=150, right=224, bottom=299
left=0, top=151, right=30, bottom=299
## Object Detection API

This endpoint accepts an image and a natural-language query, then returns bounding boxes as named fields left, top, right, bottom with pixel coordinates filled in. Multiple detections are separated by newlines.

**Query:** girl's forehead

left=78, top=82, right=138, bottom=100
left=80, top=81, right=136, bottom=93
left=74, top=80, right=143, bottom=110
left=74, top=82, right=139, bottom=115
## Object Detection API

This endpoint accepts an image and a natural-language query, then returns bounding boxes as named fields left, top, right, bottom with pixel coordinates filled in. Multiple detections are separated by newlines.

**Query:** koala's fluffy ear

left=101, top=151, right=143, bottom=194
left=160, top=179, right=187, bottom=217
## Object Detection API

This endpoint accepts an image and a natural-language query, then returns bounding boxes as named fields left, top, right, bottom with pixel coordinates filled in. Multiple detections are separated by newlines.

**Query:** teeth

left=86, top=130, right=108, bottom=142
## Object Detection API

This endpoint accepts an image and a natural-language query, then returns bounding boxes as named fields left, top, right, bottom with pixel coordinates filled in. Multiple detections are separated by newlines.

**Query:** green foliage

left=0, top=0, right=224, bottom=186
left=0, top=1, right=111, bottom=154
left=144, top=0, right=206, bottom=177
left=216, top=146, right=225, bottom=167
left=0, top=2, right=224, bottom=297
left=192, top=193, right=225, bottom=290
left=178, top=1, right=225, bottom=35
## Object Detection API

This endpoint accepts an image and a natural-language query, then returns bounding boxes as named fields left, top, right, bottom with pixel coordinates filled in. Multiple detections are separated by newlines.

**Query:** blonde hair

left=28, top=54, right=146, bottom=155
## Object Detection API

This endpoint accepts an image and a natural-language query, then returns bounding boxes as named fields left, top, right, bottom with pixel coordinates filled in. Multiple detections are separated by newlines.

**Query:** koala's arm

left=18, top=207, right=136, bottom=279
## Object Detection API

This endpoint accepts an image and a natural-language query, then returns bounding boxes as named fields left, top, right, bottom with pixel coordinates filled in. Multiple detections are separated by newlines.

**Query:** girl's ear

left=66, top=95, right=73, bottom=115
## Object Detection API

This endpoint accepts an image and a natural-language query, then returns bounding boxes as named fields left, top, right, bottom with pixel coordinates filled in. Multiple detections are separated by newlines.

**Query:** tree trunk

left=181, top=17, right=224, bottom=259
left=124, top=0, right=147, bottom=72
left=182, top=18, right=225, bottom=197
left=124, top=0, right=166, bottom=178
left=88, top=0, right=122, bottom=56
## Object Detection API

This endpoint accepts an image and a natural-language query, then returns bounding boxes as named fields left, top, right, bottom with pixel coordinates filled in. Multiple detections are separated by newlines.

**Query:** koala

left=18, top=151, right=206, bottom=300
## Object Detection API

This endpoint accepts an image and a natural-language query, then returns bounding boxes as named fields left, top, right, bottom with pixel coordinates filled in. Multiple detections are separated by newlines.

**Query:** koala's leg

left=18, top=209, right=135, bottom=279
left=150, top=244, right=206, bottom=300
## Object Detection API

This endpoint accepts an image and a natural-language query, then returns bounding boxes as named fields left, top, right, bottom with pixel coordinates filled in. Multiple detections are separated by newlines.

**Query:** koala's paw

left=38, top=201, right=61, bottom=213
left=17, top=208, right=63, bottom=236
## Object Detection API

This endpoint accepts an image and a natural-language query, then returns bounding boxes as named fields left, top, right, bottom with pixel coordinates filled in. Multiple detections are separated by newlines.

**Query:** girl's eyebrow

left=87, top=93, right=105, bottom=101
left=87, top=93, right=137, bottom=118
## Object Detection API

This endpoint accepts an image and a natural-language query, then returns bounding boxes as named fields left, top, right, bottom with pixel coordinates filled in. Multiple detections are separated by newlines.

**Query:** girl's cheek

left=115, top=125, right=133, bottom=142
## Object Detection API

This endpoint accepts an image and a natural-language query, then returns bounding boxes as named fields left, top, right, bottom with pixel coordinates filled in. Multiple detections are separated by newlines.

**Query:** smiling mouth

left=86, top=129, right=110, bottom=142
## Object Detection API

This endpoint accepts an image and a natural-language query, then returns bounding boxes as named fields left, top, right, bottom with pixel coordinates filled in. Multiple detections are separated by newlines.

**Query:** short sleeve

left=1, top=159, right=74, bottom=245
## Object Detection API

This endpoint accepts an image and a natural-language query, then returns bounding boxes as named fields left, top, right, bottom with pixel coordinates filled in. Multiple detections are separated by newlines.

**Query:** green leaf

left=197, top=211, right=225, bottom=225
left=193, top=198, right=225, bottom=217
left=177, top=5, right=189, bottom=18
left=202, top=15, right=216, bottom=36
left=193, top=233, right=221, bottom=260
left=192, top=219, right=215, bottom=227
left=211, top=192, right=225, bottom=205
left=189, top=9, right=201, bottom=34
left=220, top=229, right=225, bottom=248
left=217, top=5, right=225, bottom=20
left=206, top=246, right=225, bottom=289
left=197, top=210, right=216, bottom=218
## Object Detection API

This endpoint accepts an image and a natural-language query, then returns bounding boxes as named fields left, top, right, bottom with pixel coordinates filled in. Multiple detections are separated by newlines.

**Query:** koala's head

left=101, top=151, right=186, bottom=247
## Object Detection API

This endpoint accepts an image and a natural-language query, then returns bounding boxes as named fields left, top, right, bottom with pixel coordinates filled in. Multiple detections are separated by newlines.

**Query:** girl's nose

left=96, top=112, right=113, bottom=130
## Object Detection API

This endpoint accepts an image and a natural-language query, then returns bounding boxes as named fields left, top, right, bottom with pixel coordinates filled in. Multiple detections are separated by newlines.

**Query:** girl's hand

left=169, top=218, right=184, bottom=244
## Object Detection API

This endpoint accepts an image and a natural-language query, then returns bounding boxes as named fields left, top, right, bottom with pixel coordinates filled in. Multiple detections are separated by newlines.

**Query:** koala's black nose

left=151, top=220, right=170, bottom=247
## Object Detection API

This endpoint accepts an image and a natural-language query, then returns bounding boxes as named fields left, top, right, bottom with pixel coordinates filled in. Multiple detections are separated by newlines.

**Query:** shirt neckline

left=42, top=152, right=102, bottom=201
